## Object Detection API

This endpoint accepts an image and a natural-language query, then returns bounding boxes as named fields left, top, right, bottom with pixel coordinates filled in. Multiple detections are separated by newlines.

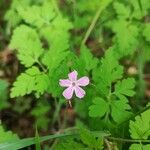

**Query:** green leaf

left=9, top=25, right=43, bottom=67
left=129, top=108, right=150, bottom=140
left=0, top=132, right=77, bottom=150
left=34, top=73, right=50, bottom=97
left=93, top=49, right=123, bottom=96
left=91, top=49, right=134, bottom=123
left=17, top=1, right=56, bottom=28
left=47, top=61, right=69, bottom=97
left=42, top=49, right=70, bottom=72
left=79, top=128, right=103, bottom=150
left=40, top=16, right=72, bottom=72
left=52, top=138, right=84, bottom=150
left=4, top=0, right=31, bottom=28
left=129, top=0, right=150, bottom=19
left=40, top=16, right=72, bottom=47
left=89, top=97, right=108, bottom=117
left=112, top=20, right=139, bottom=56
left=53, top=130, right=106, bottom=150
left=111, top=97, right=132, bottom=123
left=113, top=2, right=130, bottom=19
left=10, top=66, right=49, bottom=98
left=79, top=45, right=98, bottom=72
left=114, top=78, right=136, bottom=99
left=75, top=88, right=97, bottom=119
left=130, top=144, right=150, bottom=150
left=143, top=23, right=150, bottom=42
left=4, top=10, right=21, bottom=28
left=0, top=124, right=19, bottom=143
left=11, top=72, right=35, bottom=98
left=89, top=95, right=132, bottom=123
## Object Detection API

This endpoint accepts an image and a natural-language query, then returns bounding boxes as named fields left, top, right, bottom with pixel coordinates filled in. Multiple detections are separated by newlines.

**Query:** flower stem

left=68, top=100, right=72, bottom=108
left=137, top=47, right=145, bottom=101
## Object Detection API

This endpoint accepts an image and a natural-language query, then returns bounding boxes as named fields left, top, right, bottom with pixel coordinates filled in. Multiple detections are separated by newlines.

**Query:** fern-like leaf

left=17, top=1, right=56, bottom=28
left=11, top=66, right=49, bottom=98
left=9, top=25, right=44, bottom=67
left=129, top=108, right=150, bottom=149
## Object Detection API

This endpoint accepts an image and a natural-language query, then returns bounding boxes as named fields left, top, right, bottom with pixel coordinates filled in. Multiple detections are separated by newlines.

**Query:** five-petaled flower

left=59, top=70, right=89, bottom=100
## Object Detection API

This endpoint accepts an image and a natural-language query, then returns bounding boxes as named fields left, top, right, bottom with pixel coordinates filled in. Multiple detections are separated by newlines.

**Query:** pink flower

left=59, top=70, right=89, bottom=100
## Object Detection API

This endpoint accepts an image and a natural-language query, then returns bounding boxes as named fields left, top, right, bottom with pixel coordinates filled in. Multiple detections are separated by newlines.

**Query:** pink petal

left=75, top=86, right=85, bottom=98
left=59, top=79, right=71, bottom=87
left=63, top=86, right=74, bottom=99
left=68, top=70, right=78, bottom=81
left=77, top=76, right=89, bottom=86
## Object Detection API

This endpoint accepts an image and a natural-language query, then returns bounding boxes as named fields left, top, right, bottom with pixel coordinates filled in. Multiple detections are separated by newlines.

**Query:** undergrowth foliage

left=1, top=0, right=150, bottom=149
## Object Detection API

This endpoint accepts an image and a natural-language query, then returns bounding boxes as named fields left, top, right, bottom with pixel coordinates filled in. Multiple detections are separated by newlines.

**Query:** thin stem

left=53, top=127, right=150, bottom=144
left=137, top=47, right=145, bottom=101
left=81, top=7, right=102, bottom=46
left=53, top=128, right=150, bottom=144
left=106, top=136, right=150, bottom=143
left=104, top=84, right=112, bottom=125
left=51, top=129, right=150, bottom=144
left=36, top=60, right=47, bottom=73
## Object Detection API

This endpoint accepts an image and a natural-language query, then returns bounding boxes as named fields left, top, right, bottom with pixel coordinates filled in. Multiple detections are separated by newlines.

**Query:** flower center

left=72, top=82, right=76, bottom=86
